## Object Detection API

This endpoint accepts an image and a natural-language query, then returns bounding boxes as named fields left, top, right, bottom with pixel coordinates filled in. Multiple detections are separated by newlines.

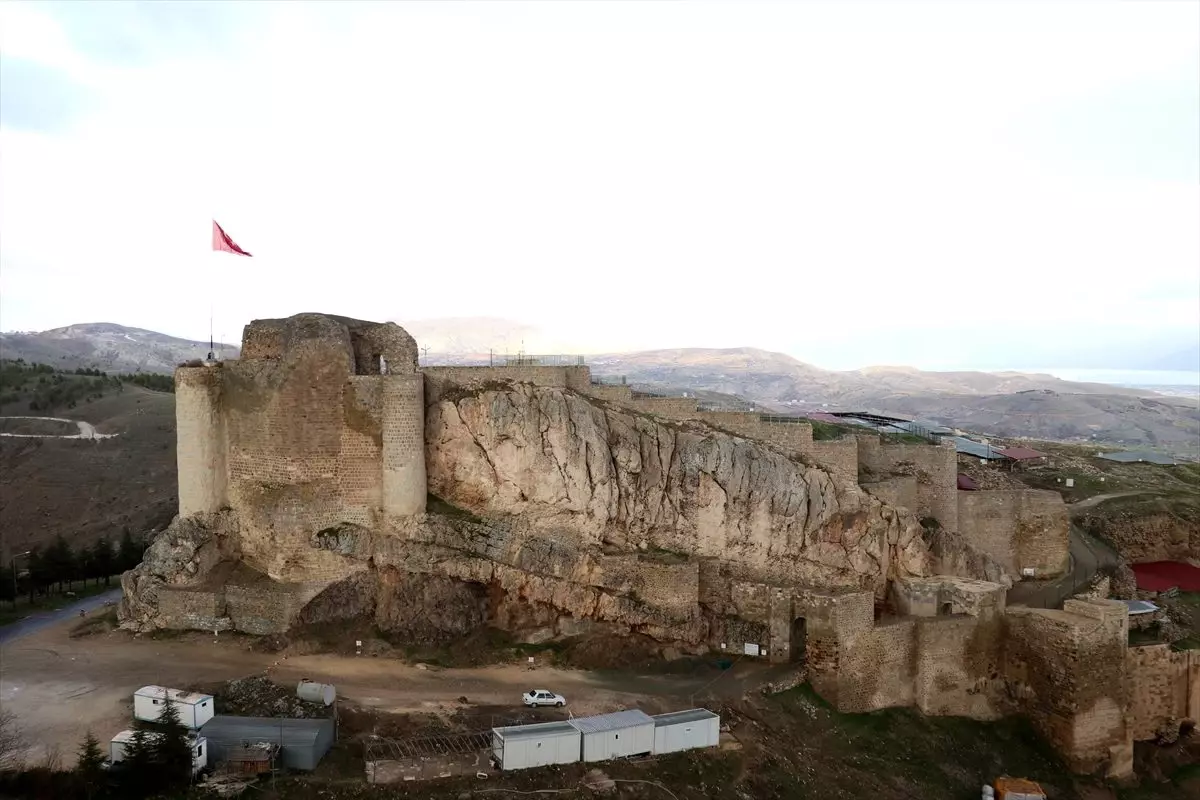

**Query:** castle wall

left=804, top=437, right=859, bottom=480
left=176, top=367, right=228, bottom=516
left=626, top=397, right=700, bottom=419
left=862, top=476, right=918, bottom=514
left=836, top=618, right=917, bottom=712
left=958, top=490, right=1069, bottom=577
left=1004, top=599, right=1130, bottom=774
left=421, top=365, right=591, bottom=392
left=914, top=615, right=1002, bottom=719
left=1126, top=645, right=1200, bottom=741
left=586, top=384, right=634, bottom=404
left=156, top=586, right=230, bottom=631
left=381, top=375, right=427, bottom=516
left=857, top=436, right=958, bottom=532
left=595, top=554, right=700, bottom=616
left=891, top=576, right=1007, bottom=618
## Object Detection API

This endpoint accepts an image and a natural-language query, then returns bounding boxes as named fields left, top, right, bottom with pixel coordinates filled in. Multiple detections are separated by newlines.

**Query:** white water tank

left=297, top=680, right=336, bottom=706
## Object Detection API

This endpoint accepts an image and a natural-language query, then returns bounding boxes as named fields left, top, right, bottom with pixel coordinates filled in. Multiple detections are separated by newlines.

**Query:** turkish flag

left=212, top=220, right=252, bottom=257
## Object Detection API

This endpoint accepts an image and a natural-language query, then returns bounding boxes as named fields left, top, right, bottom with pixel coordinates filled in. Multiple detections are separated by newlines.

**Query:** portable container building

left=133, top=686, right=215, bottom=730
left=570, top=709, right=654, bottom=763
left=199, top=716, right=334, bottom=771
left=651, top=709, right=720, bottom=754
left=109, top=730, right=209, bottom=774
left=491, top=720, right=581, bottom=771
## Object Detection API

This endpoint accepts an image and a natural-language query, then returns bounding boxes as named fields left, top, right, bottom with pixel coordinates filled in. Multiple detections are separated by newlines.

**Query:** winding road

left=0, top=589, right=122, bottom=645
left=0, top=415, right=117, bottom=440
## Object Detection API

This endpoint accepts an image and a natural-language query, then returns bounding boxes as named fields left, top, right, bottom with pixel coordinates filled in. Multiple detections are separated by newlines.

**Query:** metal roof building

left=948, top=437, right=1007, bottom=460
left=571, top=709, right=654, bottom=763
left=491, top=720, right=581, bottom=771
left=199, top=716, right=334, bottom=771
left=651, top=709, right=720, bottom=755
left=1123, top=600, right=1160, bottom=616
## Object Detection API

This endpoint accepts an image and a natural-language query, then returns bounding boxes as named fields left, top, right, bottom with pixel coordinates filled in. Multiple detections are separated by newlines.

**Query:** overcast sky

left=1, top=1, right=1197, bottom=370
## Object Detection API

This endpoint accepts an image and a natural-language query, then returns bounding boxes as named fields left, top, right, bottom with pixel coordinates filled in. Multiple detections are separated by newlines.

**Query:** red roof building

left=996, top=446, right=1046, bottom=461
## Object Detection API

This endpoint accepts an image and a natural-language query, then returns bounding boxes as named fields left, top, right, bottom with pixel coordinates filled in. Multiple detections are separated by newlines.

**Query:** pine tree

left=117, top=529, right=142, bottom=572
left=90, top=537, right=116, bottom=586
left=76, top=731, right=107, bottom=799
left=119, top=726, right=155, bottom=798
left=45, top=535, right=75, bottom=593
left=149, top=697, right=194, bottom=791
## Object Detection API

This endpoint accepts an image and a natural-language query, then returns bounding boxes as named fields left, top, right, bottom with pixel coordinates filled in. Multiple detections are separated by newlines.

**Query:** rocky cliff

left=122, top=379, right=936, bottom=646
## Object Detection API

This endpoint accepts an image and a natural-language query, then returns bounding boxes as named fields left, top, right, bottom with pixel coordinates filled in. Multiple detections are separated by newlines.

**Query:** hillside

left=584, top=349, right=1199, bottom=458
left=0, top=323, right=240, bottom=374
left=0, top=366, right=177, bottom=556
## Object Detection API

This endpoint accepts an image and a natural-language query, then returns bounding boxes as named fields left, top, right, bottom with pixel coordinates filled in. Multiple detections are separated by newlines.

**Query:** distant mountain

left=0, top=323, right=240, bottom=374
left=586, top=347, right=1154, bottom=405
left=580, top=349, right=1199, bottom=458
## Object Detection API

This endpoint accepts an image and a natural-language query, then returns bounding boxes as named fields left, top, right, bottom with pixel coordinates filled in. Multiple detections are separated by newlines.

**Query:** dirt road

left=1068, top=491, right=1156, bottom=513
left=0, top=415, right=117, bottom=440
left=0, top=619, right=772, bottom=764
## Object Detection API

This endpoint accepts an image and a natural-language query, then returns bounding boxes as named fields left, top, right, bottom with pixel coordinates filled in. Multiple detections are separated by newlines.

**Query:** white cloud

left=0, top=0, right=1196, bottom=368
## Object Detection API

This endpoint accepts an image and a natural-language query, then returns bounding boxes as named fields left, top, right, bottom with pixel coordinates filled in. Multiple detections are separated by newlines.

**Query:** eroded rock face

left=119, top=511, right=239, bottom=631
left=425, top=382, right=931, bottom=592
left=124, top=382, right=937, bottom=644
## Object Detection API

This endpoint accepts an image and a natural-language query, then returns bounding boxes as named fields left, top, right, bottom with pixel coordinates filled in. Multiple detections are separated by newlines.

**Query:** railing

left=591, top=375, right=628, bottom=386
left=491, top=354, right=586, bottom=367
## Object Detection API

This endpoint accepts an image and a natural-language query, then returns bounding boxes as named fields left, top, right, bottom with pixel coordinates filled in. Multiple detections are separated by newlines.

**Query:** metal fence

left=362, top=715, right=530, bottom=762
left=364, top=730, right=492, bottom=762
left=591, top=375, right=628, bottom=385
left=491, top=354, right=586, bottom=367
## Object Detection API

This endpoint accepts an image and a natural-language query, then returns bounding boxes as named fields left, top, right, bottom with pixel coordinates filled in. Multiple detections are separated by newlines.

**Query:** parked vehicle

left=523, top=689, right=566, bottom=708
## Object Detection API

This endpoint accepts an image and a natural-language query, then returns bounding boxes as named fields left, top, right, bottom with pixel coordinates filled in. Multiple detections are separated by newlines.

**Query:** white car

left=523, top=689, right=566, bottom=708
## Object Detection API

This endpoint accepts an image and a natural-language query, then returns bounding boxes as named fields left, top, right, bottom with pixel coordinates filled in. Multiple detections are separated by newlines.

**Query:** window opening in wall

left=940, top=602, right=953, bottom=616
left=378, top=355, right=388, bottom=374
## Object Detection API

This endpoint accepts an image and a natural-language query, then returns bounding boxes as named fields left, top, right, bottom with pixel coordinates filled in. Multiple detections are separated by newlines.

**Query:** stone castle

left=120, top=313, right=1199, bottom=777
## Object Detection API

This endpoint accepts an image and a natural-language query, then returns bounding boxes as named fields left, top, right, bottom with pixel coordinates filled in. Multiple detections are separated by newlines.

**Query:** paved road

left=1006, top=527, right=1120, bottom=609
left=0, top=588, right=122, bottom=644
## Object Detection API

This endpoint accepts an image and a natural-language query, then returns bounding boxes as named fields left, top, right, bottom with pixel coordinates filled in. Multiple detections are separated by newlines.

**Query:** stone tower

left=174, top=313, right=426, bottom=574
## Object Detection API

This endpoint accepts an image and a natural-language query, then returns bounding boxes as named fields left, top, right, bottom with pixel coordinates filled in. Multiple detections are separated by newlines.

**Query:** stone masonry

left=127, top=314, right=1138, bottom=777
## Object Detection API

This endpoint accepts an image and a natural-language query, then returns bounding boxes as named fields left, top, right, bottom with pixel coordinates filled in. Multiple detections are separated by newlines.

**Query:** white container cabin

left=651, top=709, right=720, bottom=754
left=571, top=709, right=654, bottom=763
left=491, top=720, right=581, bottom=771
left=133, top=686, right=215, bottom=730
left=109, top=730, right=209, bottom=774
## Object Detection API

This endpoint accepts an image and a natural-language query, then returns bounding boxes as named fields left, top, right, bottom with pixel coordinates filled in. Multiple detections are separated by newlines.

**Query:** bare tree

left=0, top=708, right=27, bottom=772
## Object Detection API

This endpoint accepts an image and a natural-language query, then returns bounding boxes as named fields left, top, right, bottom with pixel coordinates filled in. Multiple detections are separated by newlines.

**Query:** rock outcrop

left=424, top=380, right=931, bottom=591
left=122, top=378, right=934, bottom=645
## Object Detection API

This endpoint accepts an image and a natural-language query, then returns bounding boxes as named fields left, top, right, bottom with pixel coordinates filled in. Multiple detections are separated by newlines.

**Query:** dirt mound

left=199, top=676, right=333, bottom=720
